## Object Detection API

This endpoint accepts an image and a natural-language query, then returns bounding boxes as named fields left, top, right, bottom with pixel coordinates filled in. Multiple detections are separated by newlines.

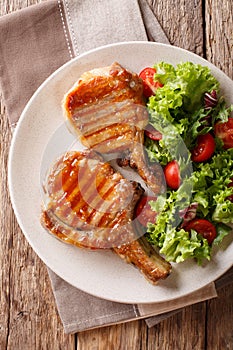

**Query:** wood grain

left=205, top=1, right=233, bottom=349
left=77, top=321, right=143, bottom=350
left=205, top=0, right=233, bottom=78
left=148, top=0, right=204, bottom=55
left=0, top=0, right=232, bottom=349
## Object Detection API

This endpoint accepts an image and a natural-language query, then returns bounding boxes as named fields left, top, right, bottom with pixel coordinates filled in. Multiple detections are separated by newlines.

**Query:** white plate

left=8, top=42, right=233, bottom=304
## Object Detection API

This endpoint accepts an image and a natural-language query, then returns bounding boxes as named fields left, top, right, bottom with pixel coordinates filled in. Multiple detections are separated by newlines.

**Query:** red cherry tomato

left=145, top=124, right=163, bottom=140
left=139, top=67, right=163, bottom=98
left=135, top=196, right=157, bottom=227
left=214, top=117, right=233, bottom=149
left=191, top=133, right=215, bottom=162
left=183, top=218, right=217, bottom=245
left=164, top=160, right=180, bottom=190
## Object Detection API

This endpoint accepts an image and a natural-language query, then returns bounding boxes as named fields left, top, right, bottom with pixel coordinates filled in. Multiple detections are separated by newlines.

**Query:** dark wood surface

left=0, top=0, right=232, bottom=349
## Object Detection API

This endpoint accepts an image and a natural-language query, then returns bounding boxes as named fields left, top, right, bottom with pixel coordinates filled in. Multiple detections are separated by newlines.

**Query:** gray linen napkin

left=62, top=0, right=169, bottom=56
left=48, top=269, right=219, bottom=333
left=1, top=0, right=231, bottom=334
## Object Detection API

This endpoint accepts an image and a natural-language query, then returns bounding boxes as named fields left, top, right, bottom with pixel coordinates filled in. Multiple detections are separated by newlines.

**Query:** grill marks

left=63, top=62, right=148, bottom=154
left=75, top=103, right=146, bottom=152
left=41, top=62, right=172, bottom=283
left=65, top=66, right=144, bottom=112
left=42, top=150, right=143, bottom=248
left=73, top=101, right=147, bottom=135
left=41, top=150, right=172, bottom=282
left=63, top=62, right=163, bottom=195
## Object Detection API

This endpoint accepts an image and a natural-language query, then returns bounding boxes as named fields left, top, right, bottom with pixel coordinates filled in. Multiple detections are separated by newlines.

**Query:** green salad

left=138, top=62, right=233, bottom=264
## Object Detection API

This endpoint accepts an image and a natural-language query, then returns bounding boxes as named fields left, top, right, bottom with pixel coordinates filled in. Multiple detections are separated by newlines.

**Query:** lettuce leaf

left=147, top=148, right=233, bottom=263
left=146, top=62, right=224, bottom=161
left=144, top=62, right=233, bottom=264
left=194, top=148, right=233, bottom=224
left=214, top=223, right=232, bottom=245
left=150, top=61, right=219, bottom=117
left=147, top=179, right=211, bottom=264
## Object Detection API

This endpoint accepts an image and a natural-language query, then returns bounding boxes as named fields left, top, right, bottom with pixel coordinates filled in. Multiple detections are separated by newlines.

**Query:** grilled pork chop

left=41, top=150, right=171, bottom=284
left=63, top=62, right=164, bottom=195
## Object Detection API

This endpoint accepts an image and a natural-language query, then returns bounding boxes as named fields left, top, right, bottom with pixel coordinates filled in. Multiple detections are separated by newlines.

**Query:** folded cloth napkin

left=0, top=0, right=232, bottom=334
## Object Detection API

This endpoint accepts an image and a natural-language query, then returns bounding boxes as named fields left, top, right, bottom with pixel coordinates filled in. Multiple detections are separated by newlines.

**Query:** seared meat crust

left=42, top=150, right=142, bottom=248
left=63, top=62, right=164, bottom=194
left=41, top=150, right=171, bottom=283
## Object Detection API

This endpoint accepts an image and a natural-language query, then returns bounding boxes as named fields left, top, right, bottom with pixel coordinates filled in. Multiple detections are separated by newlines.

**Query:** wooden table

left=0, top=0, right=232, bottom=349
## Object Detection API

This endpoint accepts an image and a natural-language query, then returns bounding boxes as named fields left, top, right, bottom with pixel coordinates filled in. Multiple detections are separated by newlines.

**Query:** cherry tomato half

left=214, top=117, right=233, bottom=149
left=139, top=67, right=163, bottom=98
left=145, top=124, right=163, bottom=141
left=183, top=218, right=217, bottom=245
left=191, top=133, right=215, bottom=162
left=164, top=160, right=180, bottom=190
left=135, top=196, right=157, bottom=227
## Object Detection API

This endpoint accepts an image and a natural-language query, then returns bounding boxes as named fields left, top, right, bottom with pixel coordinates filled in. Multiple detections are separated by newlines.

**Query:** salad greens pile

left=144, top=61, right=233, bottom=264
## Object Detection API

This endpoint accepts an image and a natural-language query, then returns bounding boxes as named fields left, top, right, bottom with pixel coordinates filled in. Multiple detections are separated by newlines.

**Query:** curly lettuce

left=145, top=62, right=233, bottom=264
left=152, top=61, right=219, bottom=113
left=147, top=178, right=211, bottom=264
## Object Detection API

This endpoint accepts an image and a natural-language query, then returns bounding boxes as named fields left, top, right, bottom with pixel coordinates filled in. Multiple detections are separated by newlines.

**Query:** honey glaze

left=42, top=150, right=144, bottom=249
left=64, top=62, right=145, bottom=114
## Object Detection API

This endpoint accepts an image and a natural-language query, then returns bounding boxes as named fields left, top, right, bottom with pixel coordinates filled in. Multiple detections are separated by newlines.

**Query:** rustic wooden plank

left=205, top=1, right=233, bottom=348
left=148, top=0, right=204, bottom=55
left=0, top=113, right=12, bottom=350
left=77, top=321, right=145, bottom=350
left=0, top=1, right=75, bottom=348
left=206, top=286, right=233, bottom=350
left=144, top=304, right=206, bottom=350
left=205, top=0, right=233, bottom=78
